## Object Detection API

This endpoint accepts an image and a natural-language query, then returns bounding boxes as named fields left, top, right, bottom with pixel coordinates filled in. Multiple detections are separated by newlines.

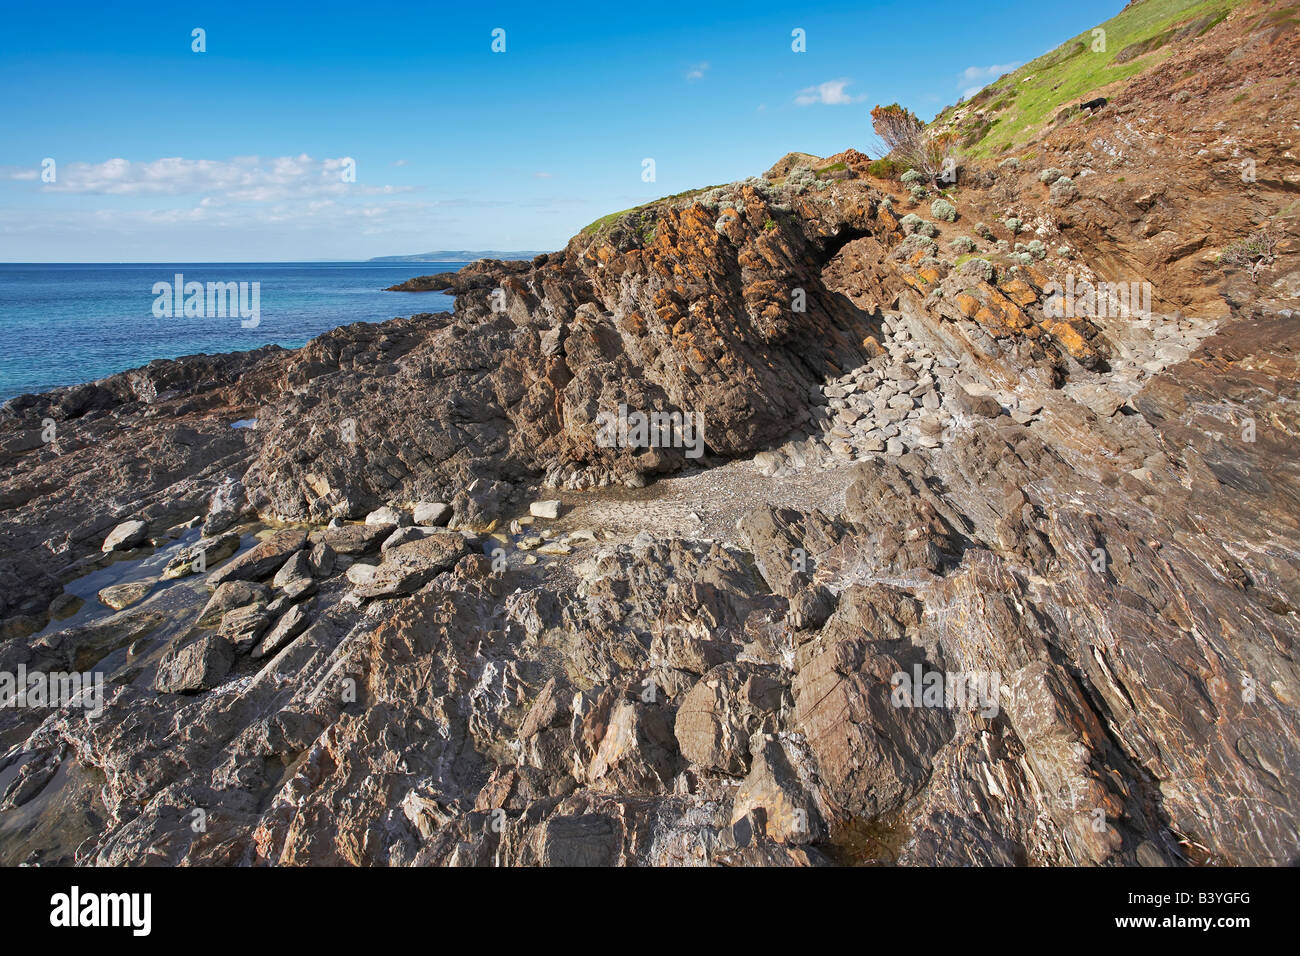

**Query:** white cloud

left=794, top=78, right=863, bottom=106
left=17, top=154, right=410, bottom=202
left=958, top=62, right=1021, bottom=99
left=686, top=61, right=710, bottom=81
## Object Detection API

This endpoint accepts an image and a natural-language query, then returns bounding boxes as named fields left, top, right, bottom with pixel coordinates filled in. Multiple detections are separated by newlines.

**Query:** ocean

left=0, top=262, right=462, bottom=402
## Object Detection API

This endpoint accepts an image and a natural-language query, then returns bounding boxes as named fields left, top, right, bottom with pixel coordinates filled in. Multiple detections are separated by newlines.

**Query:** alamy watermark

left=891, top=665, right=1001, bottom=718
left=152, top=273, right=261, bottom=328
left=1, top=665, right=104, bottom=718
left=1043, top=272, right=1152, bottom=321
left=595, top=403, right=705, bottom=459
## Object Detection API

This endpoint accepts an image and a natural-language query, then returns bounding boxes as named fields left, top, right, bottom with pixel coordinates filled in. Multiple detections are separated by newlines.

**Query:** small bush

left=949, top=236, right=976, bottom=254
left=1038, top=167, right=1066, bottom=183
left=896, top=233, right=939, bottom=259
left=899, top=214, right=938, bottom=239
left=975, top=221, right=993, bottom=239
left=909, top=185, right=928, bottom=202
left=1218, top=227, right=1279, bottom=280
left=1005, top=217, right=1023, bottom=234
left=900, top=169, right=927, bottom=185
left=1049, top=177, right=1079, bottom=205
left=868, top=158, right=900, bottom=179
left=959, top=257, right=995, bottom=282
left=931, top=198, right=958, bottom=222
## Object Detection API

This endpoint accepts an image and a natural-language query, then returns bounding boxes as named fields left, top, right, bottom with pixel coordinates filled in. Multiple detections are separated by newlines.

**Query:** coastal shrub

left=1038, top=167, right=1066, bottom=183
left=899, top=214, right=938, bottom=238
left=1049, top=177, right=1079, bottom=205
left=998, top=157, right=1021, bottom=169
left=871, top=103, right=957, bottom=181
left=1025, top=239, right=1047, bottom=260
left=909, top=185, right=928, bottom=202
left=931, top=198, right=958, bottom=222
left=900, top=169, right=927, bottom=185
left=918, top=257, right=951, bottom=278
left=896, top=233, right=939, bottom=258
left=975, top=221, right=993, bottom=239
left=788, top=167, right=815, bottom=190
left=868, top=158, right=900, bottom=179
left=959, top=257, right=995, bottom=282
left=1005, top=217, right=1023, bottom=234
left=949, top=236, right=976, bottom=254
left=1218, top=227, right=1279, bottom=279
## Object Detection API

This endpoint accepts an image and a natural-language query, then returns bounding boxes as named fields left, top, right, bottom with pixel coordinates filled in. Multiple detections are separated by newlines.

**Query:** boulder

left=252, top=602, right=313, bottom=659
left=218, top=604, right=272, bottom=654
left=412, top=502, right=452, bottom=526
left=206, top=530, right=308, bottom=587
left=197, top=580, right=270, bottom=626
left=530, top=500, right=562, bottom=519
left=162, top=532, right=241, bottom=579
left=674, top=662, right=788, bottom=775
left=352, top=532, right=472, bottom=598
left=101, top=520, right=149, bottom=553
left=154, top=634, right=234, bottom=693
left=97, top=580, right=153, bottom=611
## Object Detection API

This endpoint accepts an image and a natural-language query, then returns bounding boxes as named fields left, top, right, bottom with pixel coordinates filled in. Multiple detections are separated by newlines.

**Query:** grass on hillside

left=933, top=0, right=1243, bottom=157
left=579, top=184, right=730, bottom=236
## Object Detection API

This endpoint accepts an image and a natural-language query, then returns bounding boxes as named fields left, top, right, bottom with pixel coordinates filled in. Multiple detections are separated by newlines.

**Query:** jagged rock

left=154, top=634, right=234, bottom=693
left=252, top=602, right=313, bottom=659
left=97, top=580, right=153, bottom=611
left=101, top=520, right=148, bottom=552
left=308, top=541, right=336, bottom=577
left=218, top=604, right=271, bottom=654
left=202, top=478, right=246, bottom=535
left=586, top=699, right=679, bottom=794
left=352, top=532, right=471, bottom=597
left=206, top=529, right=308, bottom=587
left=197, top=580, right=270, bottom=626
left=412, top=502, right=452, bottom=526
left=162, top=532, right=241, bottom=579
left=674, top=663, right=788, bottom=775
left=732, top=734, right=824, bottom=844
left=2, top=18, right=1300, bottom=867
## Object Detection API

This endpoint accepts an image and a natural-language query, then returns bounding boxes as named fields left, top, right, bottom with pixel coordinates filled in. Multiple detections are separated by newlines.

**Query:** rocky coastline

left=1, top=8, right=1298, bottom=866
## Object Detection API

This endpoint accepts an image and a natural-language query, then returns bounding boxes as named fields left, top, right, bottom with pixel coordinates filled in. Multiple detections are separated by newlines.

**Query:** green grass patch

left=580, top=184, right=730, bottom=235
left=943, top=0, right=1243, bottom=158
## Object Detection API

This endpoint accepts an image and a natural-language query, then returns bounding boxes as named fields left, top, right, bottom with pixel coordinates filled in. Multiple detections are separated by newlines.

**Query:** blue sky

left=0, top=0, right=1121, bottom=261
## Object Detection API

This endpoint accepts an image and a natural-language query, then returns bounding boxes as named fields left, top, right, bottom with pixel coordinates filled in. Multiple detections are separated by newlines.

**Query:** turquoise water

left=0, top=262, right=460, bottom=402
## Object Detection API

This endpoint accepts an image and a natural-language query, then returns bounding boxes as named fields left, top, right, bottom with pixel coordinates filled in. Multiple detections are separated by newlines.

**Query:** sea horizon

left=0, top=261, right=465, bottom=402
